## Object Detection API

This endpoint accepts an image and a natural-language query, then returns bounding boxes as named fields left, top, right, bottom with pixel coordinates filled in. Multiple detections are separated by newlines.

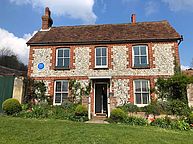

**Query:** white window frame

left=132, top=45, right=149, bottom=67
left=133, top=80, right=150, bottom=107
left=56, top=48, right=70, bottom=68
left=95, top=47, right=108, bottom=68
left=53, top=80, right=69, bottom=105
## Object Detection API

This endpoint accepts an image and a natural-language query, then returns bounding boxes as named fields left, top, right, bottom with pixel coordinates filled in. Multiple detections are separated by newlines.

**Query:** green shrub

left=110, top=108, right=127, bottom=123
left=75, top=105, right=87, bottom=116
left=124, top=116, right=148, bottom=126
left=2, top=98, right=22, bottom=115
left=62, top=100, right=78, bottom=113
left=143, top=103, right=160, bottom=116
left=151, top=117, right=172, bottom=129
left=168, top=100, right=191, bottom=116
left=118, top=103, right=139, bottom=113
left=187, top=113, right=193, bottom=124
left=156, top=101, right=170, bottom=114
left=151, top=117, right=191, bottom=130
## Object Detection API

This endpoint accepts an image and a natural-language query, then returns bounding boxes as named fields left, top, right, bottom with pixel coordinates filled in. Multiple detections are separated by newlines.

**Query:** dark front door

left=95, top=84, right=107, bottom=114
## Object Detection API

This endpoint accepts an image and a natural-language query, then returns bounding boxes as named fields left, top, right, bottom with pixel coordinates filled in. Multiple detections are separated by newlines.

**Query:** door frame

left=94, top=82, right=108, bottom=116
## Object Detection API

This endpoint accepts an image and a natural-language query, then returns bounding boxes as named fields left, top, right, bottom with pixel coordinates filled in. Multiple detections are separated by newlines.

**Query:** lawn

left=0, top=116, right=193, bottom=144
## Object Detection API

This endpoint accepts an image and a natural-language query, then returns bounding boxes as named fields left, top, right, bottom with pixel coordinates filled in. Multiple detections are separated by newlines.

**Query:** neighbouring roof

left=27, top=20, right=181, bottom=45
left=183, top=69, right=193, bottom=76
left=0, top=66, right=25, bottom=76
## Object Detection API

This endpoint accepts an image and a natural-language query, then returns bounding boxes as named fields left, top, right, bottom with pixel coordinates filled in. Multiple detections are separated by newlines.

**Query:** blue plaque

left=38, top=63, right=44, bottom=70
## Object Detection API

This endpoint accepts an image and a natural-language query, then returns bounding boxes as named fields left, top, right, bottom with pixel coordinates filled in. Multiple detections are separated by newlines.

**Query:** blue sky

left=0, top=0, right=192, bottom=68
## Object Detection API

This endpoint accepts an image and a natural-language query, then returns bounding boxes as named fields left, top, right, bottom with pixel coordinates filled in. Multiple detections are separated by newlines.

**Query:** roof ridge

left=52, top=20, right=169, bottom=28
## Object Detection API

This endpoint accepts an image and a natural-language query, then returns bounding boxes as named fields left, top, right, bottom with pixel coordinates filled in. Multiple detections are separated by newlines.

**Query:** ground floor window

left=134, top=80, right=150, bottom=106
left=54, top=80, right=68, bottom=105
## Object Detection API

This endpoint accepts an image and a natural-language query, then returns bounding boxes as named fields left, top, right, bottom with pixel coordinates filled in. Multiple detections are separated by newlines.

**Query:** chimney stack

left=131, top=14, right=136, bottom=24
left=41, top=7, right=53, bottom=30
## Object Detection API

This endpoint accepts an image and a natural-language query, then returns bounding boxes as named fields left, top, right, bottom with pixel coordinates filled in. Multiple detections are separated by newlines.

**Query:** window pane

left=102, top=48, right=106, bottom=56
left=134, top=56, right=140, bottom=65
left=55, top=93, right=61, bottom=103
left=64, top=58, right=70, bottom=68
left=96, top=48, right=101, bottom=56
left=142, top=81, right=148, bottom=92
left=62, top=81, right=68, bottom=92
left=140, top=46, right=146, bottom=55
left=57, top=58, right=63, bottom=67
left=96, top=57, right=101, bottom=66
left=134, top=47, right=139, bottom=55
left=102, top=57, right=107, bottom=66
left=135, top=93, right=141, bottom=104
left=56, top=82, right=61, bottom=92
left=64, top=49, right=69, bottom=57
left=62, top=93, right=68, bottom=102
left=135, top=81, right=141, bottom=92
left=58, top=49, right=63, bottom=57
left=141, top=56, right=147, bottom=64
left=142, top=93, right=149, bottom=104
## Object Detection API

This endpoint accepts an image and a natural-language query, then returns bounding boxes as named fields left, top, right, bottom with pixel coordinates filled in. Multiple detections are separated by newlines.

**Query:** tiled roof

left=27, top=20, right=181, bottom=45
left=0, top=66, right=24, bottom=76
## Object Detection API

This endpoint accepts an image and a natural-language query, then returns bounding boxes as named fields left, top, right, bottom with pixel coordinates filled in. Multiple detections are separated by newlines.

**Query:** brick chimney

left=131, top=14, right=136, bottom=24
left=41, top=7, right=53, bottom=30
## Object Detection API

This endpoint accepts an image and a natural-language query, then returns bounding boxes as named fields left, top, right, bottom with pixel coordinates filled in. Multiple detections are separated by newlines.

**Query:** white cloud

left=162, top=0, right=193, bottom=12
left=145, top=1, right=159, bottom=16
left=181, top=65, right=191, bottom=70
left=0, top=28, right=36, bottom=64
left=9, top=0, right=97, bottom=24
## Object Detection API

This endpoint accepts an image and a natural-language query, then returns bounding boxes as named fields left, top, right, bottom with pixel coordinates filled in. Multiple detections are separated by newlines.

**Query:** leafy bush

left=151, top=117, right=191, bottom=130
left=75, top=105, right=88, bottom=116
left=62, top=100, right=78, bottom=113
left=124, top=116, right=148, bottom=126
left=118, top=103, right=139, bottom=113
left=156, top=74, right=191, bottom=103
left=168, top=100, right=191, bottom=116
left=151, top=117, right=173, bottom=129
left=2, top=98, right=22, bottom=115
left=187, top=113, right=193, bottom=124
left=110, top=108, right=127, bottom=123
left=143, top=103, right=160, bottom=116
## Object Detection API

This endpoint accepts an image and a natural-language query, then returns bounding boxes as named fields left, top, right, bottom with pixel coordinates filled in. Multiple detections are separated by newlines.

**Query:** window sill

left=54, top=66, right=70, bottom=70
left=135, top=104, right=149, bottom=107
left=132, top=65, right=150, bottom=69
left=94, top=67, right=109, bottom=70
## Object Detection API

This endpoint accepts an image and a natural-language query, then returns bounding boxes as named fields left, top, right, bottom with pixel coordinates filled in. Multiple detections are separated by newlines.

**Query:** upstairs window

left=56, top=48, right=70, bottom=68
left=54, top=80, right=68, bottom=105
left=95, top=47, right=107, bottom=68
left=133, top=45, right=148, bottom=67
left=134, top=80, right=150, bottom=106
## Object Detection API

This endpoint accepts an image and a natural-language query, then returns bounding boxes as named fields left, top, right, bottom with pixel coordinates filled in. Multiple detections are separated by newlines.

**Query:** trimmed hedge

left=2, top=98, right=22, bottom=115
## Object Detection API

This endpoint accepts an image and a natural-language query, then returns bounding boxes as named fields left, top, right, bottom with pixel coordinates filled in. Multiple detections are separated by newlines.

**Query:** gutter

left=27, top=38, right=181, bottom=46
left=178, top=35, right=183, bottom=46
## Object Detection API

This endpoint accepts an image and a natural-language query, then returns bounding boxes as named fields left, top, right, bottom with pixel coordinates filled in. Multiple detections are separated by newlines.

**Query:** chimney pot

left=131, top=14, right=136, bottom=24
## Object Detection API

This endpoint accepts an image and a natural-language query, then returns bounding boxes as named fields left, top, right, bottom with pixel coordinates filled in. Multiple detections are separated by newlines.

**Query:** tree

left=0, top=47, right=27, bottom=71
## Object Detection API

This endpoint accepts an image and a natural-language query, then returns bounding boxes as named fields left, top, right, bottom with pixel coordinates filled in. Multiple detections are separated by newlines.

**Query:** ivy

left=69, top=80, right=91, bottom=103
left=156, top=73, right=193, bottom=103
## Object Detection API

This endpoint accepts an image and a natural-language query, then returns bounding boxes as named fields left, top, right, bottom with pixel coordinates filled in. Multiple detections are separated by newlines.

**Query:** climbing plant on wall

left=69, top=80, right=91, bottom=103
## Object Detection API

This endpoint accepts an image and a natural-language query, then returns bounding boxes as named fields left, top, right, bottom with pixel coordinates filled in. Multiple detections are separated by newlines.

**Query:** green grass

left=0, top=116, right=193, bottom=144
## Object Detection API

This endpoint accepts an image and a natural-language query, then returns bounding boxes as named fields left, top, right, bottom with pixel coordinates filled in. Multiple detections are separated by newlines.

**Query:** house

left=27, top=7, right=182, bottom=117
